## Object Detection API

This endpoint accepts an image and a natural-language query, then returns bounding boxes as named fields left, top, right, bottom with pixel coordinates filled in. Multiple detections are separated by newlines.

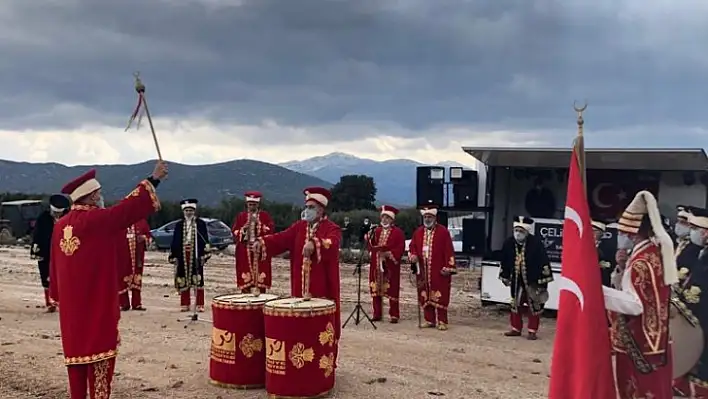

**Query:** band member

left=252, top=187, right=341, bottom=363
left=673, top=206, right=708, bottom=397
left=499, top=216, right=553, bottom=340
left=169, top=199, right=210, bottom=312
left=119, top=219, right=152, bottom=311
left=31, top=194, right=69, bottom=312
left=408, top=206, right=456, bottom=330
left=592, top=220, right=614, bottom=287
left=232, top=191, right=274, bottom=294
left=676, top=205, right=702, bottom=267
left=602, top=191, right=677, bottom=399
left=49, top=162, right=165, bottom=399
left=367, top=205, right=405, bottom=323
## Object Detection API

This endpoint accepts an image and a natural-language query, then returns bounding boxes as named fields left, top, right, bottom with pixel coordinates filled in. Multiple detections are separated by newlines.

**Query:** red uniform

left=367, top=224, right=405, bottom=321
left=119, top=219, right=151, bottom=310
left=232, top=210, right=274, bottom=293
left=408, top=223, right=456, bottom=328
left=259, top=219, right=341, bottom=362
left=608, top=239, right=673, bottom=399
left=49, top=172, right=160, bottom=399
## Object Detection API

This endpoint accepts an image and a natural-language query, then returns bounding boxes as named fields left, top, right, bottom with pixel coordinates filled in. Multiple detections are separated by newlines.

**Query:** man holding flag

left=548, top=137, right=617, bottom=398
left=604, top=190, right=677, bottom=398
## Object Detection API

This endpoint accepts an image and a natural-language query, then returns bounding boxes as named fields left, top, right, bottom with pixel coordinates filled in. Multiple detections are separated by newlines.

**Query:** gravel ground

left=0, top=246, right=554, bottom=398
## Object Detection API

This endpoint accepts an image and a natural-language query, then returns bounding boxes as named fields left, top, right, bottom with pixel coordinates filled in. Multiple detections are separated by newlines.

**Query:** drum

left=264, top=297, right=337, bottom=398
left=671, top=311, right=704, bottom=379
left=209, top=293, right=278, bottom=389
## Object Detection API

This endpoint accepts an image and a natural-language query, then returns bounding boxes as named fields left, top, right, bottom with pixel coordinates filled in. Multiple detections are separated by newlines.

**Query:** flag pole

left=573, top=100, right=588, bottom=193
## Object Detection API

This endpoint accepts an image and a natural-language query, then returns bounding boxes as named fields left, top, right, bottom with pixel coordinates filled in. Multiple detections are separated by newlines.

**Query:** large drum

left=264, top=297, right=337, bottom=398
left=209, top=293, right=278, bottom=389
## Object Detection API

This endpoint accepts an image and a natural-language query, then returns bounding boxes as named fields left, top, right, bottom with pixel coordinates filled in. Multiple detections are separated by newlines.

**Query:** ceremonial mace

left=125, top=71, right=163, bottom=161
left=573, top=100, right=588, bottom=192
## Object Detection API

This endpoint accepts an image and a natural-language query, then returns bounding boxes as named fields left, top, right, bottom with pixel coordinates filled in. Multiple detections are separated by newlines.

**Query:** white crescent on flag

left=561, top=206, right=586, bottom=311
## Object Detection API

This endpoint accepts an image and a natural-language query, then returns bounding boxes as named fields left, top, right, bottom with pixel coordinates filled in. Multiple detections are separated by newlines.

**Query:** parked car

left=0, top=199, right=44, bottom=242
left=151, top=218, right=234, bottom=251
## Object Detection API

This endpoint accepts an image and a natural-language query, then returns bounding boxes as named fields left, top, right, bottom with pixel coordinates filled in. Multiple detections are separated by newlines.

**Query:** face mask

left=96, top=195, right=105, bottom=209
left=381, top=221, right=391, bottom=228
left=675, top=224, right=690, bottom=238
left=364, top=220, right=370, bottom=225
left=690, top=228, right=705, bottom=246
left=423, top=220, right=434, bottom=228
left=617, top=234, right=633, bottom=250
left=514, top=231, right=527, bottom=242
left=301, top=208, right=317, bottom=222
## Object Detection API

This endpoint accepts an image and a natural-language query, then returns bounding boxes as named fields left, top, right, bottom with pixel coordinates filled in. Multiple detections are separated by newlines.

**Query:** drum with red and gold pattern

left=209, top=293, right=278, bottom=389
left=264, top=297, right=337, bottom=398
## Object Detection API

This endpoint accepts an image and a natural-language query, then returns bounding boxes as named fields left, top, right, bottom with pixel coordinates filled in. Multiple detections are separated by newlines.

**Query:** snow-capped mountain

left=279, top=152, right=474, bottom=205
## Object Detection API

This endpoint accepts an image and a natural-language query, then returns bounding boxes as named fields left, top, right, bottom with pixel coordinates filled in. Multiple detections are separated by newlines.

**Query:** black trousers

left=38, top=259, right=50, bottom=288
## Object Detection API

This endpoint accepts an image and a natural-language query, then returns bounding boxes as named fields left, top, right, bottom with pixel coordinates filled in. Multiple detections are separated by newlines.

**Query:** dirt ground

left=0, top=246, right=555, bottom=399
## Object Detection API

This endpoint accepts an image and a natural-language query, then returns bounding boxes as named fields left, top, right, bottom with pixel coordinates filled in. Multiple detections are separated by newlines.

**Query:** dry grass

left=0, top=246, right=555, bottom=398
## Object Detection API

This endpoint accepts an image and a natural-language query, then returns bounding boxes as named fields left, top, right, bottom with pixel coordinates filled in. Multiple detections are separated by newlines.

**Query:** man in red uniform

left=119, top=219, right=152, bottom=311
left=232, top=191, right=274, bottom=294
left=367, top=205, right=406, bottom=323
left=603, top=191, right=677, bottom=399
left=48, top=161, right=166, bottom=399
left=408, top=206, right=456, bottom=330
left=252, top=187, right=342, bottom=361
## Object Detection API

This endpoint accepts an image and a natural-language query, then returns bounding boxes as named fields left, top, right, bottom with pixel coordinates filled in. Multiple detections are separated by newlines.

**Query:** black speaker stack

left=416, top=166, right=479, bottom=210
left=416, top=167, right=444, bottom=208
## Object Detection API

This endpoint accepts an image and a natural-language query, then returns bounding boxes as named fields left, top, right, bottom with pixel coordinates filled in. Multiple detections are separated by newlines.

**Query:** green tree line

left=1, top=193, right=422, bottom=239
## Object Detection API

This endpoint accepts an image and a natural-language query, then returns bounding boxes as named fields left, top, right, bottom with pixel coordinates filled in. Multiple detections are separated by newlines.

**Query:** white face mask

left=690, top=228, right=705, bottom=246
left=423, top=220, right=435, bottom=229
left=381, top=221, right=391, bottom=228
left=96, top=195, right=105, bottom=209
left=301, top=208, right=317, bottom=223
left=675, top=223, right=690, bottom=239
left=617, top=233, right=634, bottom=250
left=513, top=231, right=527, bottom=242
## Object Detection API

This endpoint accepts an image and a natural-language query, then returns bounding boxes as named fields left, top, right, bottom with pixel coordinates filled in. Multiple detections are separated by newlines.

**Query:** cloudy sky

left=1, top=0, right=707, bottom=167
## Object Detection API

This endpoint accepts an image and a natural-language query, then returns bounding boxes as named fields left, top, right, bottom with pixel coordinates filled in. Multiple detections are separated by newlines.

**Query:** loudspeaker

left=462, top=218, right=486, bottom=256
left=453, top=170, right=478, bottom=209
left=416, top=167, right=444, bottom=208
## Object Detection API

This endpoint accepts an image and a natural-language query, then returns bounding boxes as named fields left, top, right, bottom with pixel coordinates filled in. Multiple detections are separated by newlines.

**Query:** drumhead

left=213, top=293, right=278, bottom=306
left=671, top=314, right=704, bottom=379
left=265, top=297, right=335, bottom=311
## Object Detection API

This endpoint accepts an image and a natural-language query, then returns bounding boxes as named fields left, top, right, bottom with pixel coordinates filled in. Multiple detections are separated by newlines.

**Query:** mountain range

left=0, top=159, right=330, bottom=206
left=0, top=152, right=474, bottom=206
left=279, top=152, right=471, bottom=205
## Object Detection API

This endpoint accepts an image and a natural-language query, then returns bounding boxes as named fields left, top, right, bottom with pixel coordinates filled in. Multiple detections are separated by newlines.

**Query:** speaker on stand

left=416, top=166, right=445, bottom=208
left=452, top=170, right=479, bottom=210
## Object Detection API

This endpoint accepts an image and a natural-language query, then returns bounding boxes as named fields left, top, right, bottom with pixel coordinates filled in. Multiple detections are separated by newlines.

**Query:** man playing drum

left=252, top=187, right=342, bottom=364
left=673, top=206, right=708, bottom=398
left=31, top=194, right=69, bottom=312
left=602, top=191, right=677, bottom=399
left=408, top=206, right=457, bottom=331
left=232, top=191, right=274, bottom=294
left=49, top=162, right=166, bottom=399
left=367, top=205, right=406, bottom=323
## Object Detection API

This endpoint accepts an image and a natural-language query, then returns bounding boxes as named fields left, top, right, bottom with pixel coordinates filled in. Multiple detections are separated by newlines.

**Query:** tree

left=329, top=175, right=376, bottom=212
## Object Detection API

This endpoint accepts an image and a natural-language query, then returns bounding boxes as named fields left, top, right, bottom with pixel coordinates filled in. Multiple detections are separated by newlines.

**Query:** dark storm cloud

left=1, top=0, right=707, bottom=146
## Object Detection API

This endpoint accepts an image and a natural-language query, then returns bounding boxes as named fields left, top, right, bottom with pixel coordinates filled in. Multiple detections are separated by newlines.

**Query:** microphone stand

left=342, top=229, right=377, bottom=330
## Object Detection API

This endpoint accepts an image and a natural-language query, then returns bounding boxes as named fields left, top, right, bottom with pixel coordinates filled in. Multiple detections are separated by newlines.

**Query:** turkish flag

left=548, top=142, right=617, bottom=399
left=587, top=170, right=659, bottom=220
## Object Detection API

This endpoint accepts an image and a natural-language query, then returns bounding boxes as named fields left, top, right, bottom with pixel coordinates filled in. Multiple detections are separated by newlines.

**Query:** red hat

left=61, top=169, right=101, bottom=202
left=419, top=205, right=438, bottom=217
left=303, top=187, right=331, bottom=208
left=380, top=205, right=399, bottom=219
left=245, top=191, right=262, bottom=203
